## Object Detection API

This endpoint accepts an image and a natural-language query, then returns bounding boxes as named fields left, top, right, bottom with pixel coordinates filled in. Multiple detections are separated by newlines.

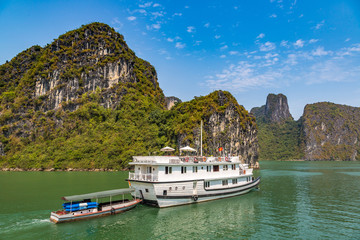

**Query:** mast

left=200, top=120, right=203, bottom=156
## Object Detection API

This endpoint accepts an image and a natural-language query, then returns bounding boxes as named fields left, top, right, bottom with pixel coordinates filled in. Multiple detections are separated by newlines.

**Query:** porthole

left=169, top=187, right=172, bottom=191
left=175, top=186, right=178, bottom=190
left=183, top=186, right=185, bottom=190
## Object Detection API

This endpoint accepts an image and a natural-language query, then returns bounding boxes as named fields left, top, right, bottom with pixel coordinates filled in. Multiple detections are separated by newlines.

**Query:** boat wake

left=0, top=216, right=50, bottom=235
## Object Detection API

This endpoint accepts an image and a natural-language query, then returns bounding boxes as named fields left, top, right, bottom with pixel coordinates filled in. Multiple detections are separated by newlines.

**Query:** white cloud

left=294, top=39, right=305, bottom=48
left=152, top=11, right=165, bottom=18
left=139, top=2, right=153, bottom=8
left=127, top=16, right=136, bottom=21
left=167, top=38, right=174, bottom=42
left=313, top=20, right=325, bottom=30
left=270, top=14, right=277, bottom=18
left=305, top=60, right=360, bottom=85
left=220, top=45, right=228, bottom=50
left=259, top=41, right=276, bottom=51
left=215, top=35, right=221, bottom=39
left=206, top=61, right=280, bottom=92
left=187, top=26, right=195, bottom=33
left=312, top=46, right=331, bottom=56
left=280, top=40, right=289, bottom=48
left=193, top=41, right=202, bottom=46
left=309, top=39, right=319, bottom=44
left=153, top=3, right=160, bottom=7
left=204, top=23, right=210, bottom=28
left=175, top=42, right=186, bottom=49
left=220, top=55, right=226, bottom=58
left=229, top=51, right=239, bottom=55
left=152, top=23, right=161, bottom=29
left=173, top=13, right=182, bottom=17
left=257, top=33, right=265, bottom=39
left=345, top=38, right=351, bottom=42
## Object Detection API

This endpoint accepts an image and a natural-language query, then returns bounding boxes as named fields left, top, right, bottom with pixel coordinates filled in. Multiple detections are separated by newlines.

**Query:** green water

left=1, top=161, right=360, bottom=239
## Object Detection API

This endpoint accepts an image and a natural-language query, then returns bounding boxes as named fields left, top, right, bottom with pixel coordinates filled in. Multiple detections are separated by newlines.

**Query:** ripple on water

left=338, top=171, right=360, bottom=176
left=261, top=170, right=323, bottom=177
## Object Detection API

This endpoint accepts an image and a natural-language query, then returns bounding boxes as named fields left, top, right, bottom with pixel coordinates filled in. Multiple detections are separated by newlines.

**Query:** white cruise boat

left=127, top=152, right=260, bottom=208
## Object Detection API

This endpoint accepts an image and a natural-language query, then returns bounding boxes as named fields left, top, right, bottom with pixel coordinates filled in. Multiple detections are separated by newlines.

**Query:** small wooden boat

left=50, top=188, right=141, bottom=223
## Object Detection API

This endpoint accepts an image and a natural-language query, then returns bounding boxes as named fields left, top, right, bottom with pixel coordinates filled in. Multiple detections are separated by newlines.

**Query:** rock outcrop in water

left=0, top=23, right=259, bottom=170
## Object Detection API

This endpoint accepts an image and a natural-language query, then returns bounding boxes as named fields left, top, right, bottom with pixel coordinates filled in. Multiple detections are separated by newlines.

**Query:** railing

left=180, top=156, right=239, bottom=163
left=129, top=173, right=158, bottom=182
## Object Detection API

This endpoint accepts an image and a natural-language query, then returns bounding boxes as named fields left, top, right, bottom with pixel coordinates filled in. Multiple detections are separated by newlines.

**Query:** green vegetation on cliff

left=256, top=118, right=304, bottom=160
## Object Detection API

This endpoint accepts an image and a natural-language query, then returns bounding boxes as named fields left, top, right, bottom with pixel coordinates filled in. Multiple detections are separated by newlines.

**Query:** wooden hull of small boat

left=50, top=199, right=141, bottom=223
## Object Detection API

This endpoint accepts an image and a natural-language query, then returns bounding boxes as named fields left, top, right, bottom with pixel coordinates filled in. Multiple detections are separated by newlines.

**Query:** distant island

left=251, top=93, right=360, bottom=161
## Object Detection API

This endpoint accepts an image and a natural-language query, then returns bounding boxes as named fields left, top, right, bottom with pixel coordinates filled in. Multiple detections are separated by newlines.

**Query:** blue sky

left=1, top=0, right=360, bottom=119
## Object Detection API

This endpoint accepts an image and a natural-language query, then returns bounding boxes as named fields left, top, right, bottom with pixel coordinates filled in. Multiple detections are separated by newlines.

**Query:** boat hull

left=130, top=177, right=260, bottom=208
left=50, top=199, right=141, bottom=223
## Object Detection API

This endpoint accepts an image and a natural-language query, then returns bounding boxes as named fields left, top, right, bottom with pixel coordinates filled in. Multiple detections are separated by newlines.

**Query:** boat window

left=232, top=164, right=236, bottom=170
left=232, top=179, right=237, bottom=184
left=222, top=180, right=228, bottom=186
left=223, top=165, right=228, bottom=171
left=181, top=166, right=187, bottom=174
left=175, top=187, right=178, bottom=190
left=207, top=166, right=211, bottom=172
left=145, top=189, right=149, bottom=193
left=165, top=166, right=172, bottom=174
left=205, top=182, right=210, bottom=188
left=183, top=186, right=185, bottom=190
left=193, top=166, right=198, bottom=173
left=213, top=165, right=219, bottom=172
left=163, top=190, right=167, bottom=196
left=169, top=187, right=172, bottom=191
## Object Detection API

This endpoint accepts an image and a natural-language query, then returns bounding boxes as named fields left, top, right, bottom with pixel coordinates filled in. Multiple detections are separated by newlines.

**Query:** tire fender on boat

left=192, top=196, right=198, bottom=201
left=111, top=208, right=115, bottom=215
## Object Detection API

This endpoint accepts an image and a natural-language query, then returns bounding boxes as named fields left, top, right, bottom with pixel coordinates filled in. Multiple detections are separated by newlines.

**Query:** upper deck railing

left=131, top=156, right=241, bottom=164
left=129, top=173, right=158, bottom=182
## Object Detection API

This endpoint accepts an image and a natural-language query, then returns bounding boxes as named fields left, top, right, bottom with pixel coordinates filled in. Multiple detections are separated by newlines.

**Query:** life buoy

left=225, top=157, right=229, bottom=161
left=243, top=170, right=246, bottom=174
left=185, top=157, right=189, bottom=162
left=203, top=157, right=206, bottom=162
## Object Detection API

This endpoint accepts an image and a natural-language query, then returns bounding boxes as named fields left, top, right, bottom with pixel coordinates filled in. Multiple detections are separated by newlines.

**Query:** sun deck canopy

left=61, top=188, right=135, bottom=201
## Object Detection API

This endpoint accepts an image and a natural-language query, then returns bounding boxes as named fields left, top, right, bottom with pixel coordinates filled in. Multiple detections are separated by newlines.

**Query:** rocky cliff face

left=251, top=93, right=293, bottom=123
left=172, top=91, right=259, bottom=166
left=165, top=96, right=181, bottom=110
left=303, top=102, right=360, bottom=160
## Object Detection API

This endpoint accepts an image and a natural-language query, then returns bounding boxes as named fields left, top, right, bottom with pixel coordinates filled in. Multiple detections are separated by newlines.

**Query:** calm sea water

left=1, top=161, right=360, bottom=239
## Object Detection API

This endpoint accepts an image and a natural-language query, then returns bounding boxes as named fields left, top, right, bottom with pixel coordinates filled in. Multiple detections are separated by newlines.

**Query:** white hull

left=130, top=177, right=260, bottom=208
